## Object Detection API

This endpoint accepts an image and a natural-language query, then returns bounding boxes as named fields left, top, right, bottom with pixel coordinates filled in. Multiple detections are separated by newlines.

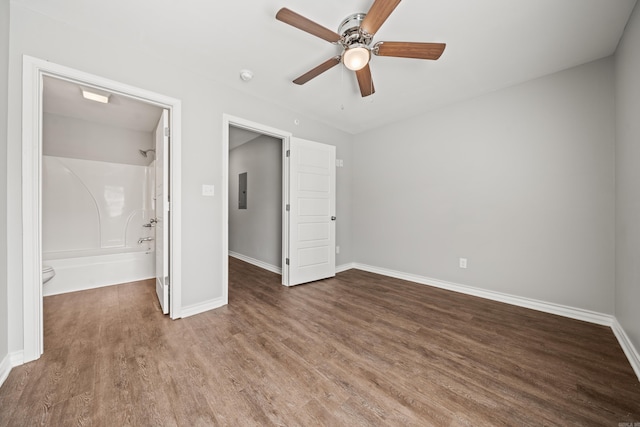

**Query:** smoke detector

left=239, top=69, right=254, bottom=82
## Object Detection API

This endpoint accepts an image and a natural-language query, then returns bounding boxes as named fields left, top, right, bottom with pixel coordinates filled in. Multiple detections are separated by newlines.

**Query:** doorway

left=21, top=56, right=183, bottom=363
left=222, top=116, right=291, bottom=302
left=41, top=76, right=164, bottom=297
left=222, top=115, right=337, bottom=298
left=228, top=126, right=283, bottom=275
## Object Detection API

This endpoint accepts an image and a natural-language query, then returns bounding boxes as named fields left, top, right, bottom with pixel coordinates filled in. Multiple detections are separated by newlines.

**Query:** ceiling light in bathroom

left=81, top=89, right=110, bottom=104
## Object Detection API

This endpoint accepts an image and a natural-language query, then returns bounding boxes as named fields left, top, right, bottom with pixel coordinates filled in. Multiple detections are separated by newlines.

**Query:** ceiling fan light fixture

left=343, top=45, right=370, bottom=71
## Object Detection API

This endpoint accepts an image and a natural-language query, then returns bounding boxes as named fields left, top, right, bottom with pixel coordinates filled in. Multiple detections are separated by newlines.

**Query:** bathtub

left=42, top=247, right=155, bottom=296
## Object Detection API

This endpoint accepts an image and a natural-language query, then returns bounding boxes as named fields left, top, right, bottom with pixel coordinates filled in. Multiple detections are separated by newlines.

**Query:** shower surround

left=42, top=156, right=155, bottom=295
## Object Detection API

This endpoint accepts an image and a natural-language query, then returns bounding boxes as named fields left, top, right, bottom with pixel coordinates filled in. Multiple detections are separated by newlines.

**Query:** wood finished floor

left=1, top=258, right=639, bottom=426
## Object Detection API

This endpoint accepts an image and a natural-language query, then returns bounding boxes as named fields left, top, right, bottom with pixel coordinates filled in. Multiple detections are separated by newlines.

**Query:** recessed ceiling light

left=81, top=89, right=110, bottom=104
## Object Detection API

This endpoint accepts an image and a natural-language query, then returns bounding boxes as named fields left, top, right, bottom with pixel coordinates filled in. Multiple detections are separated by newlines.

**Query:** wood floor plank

left=1, top=258, right=639, bottom=426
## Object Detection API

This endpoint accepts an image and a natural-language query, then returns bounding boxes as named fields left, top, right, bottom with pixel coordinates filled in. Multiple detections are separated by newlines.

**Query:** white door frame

left=21, top=55, right=183, bottom=363
left=222, top=114, right=292, bottom=297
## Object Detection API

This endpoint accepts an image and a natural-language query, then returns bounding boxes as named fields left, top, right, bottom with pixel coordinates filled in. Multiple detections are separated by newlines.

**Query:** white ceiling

left=23, top=0, right=637, bottom=134
left=43, top=76, right=163, bottom=133
left=43, top=76, right=163, bottom=166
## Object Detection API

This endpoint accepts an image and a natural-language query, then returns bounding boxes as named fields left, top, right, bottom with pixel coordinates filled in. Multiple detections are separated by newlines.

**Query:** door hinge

left=286, top=150, right=290, bottom=157
left=164, top=127, right=170, bottom=137
left=286, top=258, right=289, bottom=265
left=286, top=204, right=290, bottom=211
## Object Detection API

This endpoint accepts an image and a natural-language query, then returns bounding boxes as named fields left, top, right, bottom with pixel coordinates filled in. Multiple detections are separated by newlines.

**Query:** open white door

left=155, top=110, right=170, bottom=313
left=285, top=137, right=336, bottom=286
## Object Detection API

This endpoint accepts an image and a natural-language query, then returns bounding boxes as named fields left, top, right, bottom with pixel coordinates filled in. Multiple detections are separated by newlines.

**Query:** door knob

left=331, top=216, right=336, bottom=221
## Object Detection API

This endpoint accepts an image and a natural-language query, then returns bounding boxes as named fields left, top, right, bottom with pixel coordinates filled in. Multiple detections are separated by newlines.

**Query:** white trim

left=21, top=56, right=183, bottom=362
left=612, top=319, right=640, bottom=382
left=222, top=115, right=292, bottom=299
left=352, top=263, right=615, bottom=326
left=21, top=55, right=42, bottom=364
left=336, top=263, right=355, bottom=273
left=0, top=354, right=11, bottom=387
left=229, top=251, right=281, bottom=275
left=0, top=351, right=25, bottom=388
left=282, top=137, right=291, bottom=287
left=10, top=351, right=24, bottom=367
left=180, top=297, right=227, bottom=319
left=221, top=118, right=229, bottom=307
left=169, top=105, right=183, bottom=320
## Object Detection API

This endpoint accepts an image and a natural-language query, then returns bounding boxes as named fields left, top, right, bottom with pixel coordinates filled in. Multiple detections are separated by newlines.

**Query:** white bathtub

left=42, top=247, right=155, bottom=296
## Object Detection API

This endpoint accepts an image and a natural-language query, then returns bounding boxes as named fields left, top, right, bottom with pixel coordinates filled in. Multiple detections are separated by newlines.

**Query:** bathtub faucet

left=138, top=237, right=154, bottom=244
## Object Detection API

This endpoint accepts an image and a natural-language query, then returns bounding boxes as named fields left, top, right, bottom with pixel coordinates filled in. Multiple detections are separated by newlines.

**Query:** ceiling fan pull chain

left=340, top=59, right=345, bottom=109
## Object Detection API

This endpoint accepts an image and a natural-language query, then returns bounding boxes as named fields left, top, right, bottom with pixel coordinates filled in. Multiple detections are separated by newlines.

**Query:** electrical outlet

left=459, top=258, right=467, bottom=269
left=336, top=246, right=340, bottom=254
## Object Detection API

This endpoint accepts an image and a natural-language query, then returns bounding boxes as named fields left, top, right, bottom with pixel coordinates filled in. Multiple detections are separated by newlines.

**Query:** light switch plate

left=202, top=184, right=215, bottom=197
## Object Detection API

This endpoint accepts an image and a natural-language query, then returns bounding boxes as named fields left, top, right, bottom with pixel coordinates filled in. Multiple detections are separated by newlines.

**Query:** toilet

left=42, top=265, right=55, bottom=284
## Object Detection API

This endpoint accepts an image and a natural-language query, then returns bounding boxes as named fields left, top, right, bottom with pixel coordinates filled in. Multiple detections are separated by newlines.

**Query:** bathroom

left=41, top=76, right=166, bottom=297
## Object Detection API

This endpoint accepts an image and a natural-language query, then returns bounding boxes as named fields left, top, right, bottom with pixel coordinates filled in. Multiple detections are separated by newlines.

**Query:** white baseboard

left=352, top=263, right=614, bottom=326
left=10, top=351, right=24, bottom=367
left=0, top=353, right=11, bottom=388
left=180, top=297, right=226, bottom=318
left=229, top=253, right=353, bottom=277
left=336, top=263, right=355, bottom=273
left=612, top=319, right=640, bottom=381
left=0, top=351, right=24, bottom=388
left=229, top=251, right=281, bottom=275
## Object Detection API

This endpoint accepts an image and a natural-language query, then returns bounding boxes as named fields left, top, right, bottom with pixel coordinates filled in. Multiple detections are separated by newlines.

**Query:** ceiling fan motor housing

left=338, top=13, right=373, bottom=48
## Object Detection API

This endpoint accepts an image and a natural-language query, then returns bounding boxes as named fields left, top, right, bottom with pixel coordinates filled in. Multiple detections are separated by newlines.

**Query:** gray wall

left=0, top=0, right=9, bottom=365
left=615, top=2, right=640, bottom=356
left=229, top=135, right=282, bottom=269
left=353, top=57, right=615, bottom=314
left=5, top=3, right=353, bottom=354
left=43, top=113, right=154, bottom=166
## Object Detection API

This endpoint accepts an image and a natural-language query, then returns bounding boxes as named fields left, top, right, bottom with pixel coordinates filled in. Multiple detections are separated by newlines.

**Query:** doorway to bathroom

left=40, top=76, right=166, bottom=303
left=21, top=56, right=183, bottom=363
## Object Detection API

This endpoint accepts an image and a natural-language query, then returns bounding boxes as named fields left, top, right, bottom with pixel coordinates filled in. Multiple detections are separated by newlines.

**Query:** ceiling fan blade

left=355, top=64, right=375, bottom=97
left=361, top=0, right=401, bottom=35
left=293, top=56, right=341, bottom=85
left=374, top=42, right=446, bottom=60
left=276, top=8, right=341, bottom=43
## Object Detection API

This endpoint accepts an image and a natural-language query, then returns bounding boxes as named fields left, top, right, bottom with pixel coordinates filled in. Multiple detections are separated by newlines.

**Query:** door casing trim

left=22, top=55, right=183, bottom=362
left=222, top=114, right=292, bottom=296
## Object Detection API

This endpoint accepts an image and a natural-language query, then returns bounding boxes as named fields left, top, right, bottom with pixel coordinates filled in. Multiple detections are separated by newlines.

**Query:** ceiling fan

left=275, top=0, right=446, bottom=97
